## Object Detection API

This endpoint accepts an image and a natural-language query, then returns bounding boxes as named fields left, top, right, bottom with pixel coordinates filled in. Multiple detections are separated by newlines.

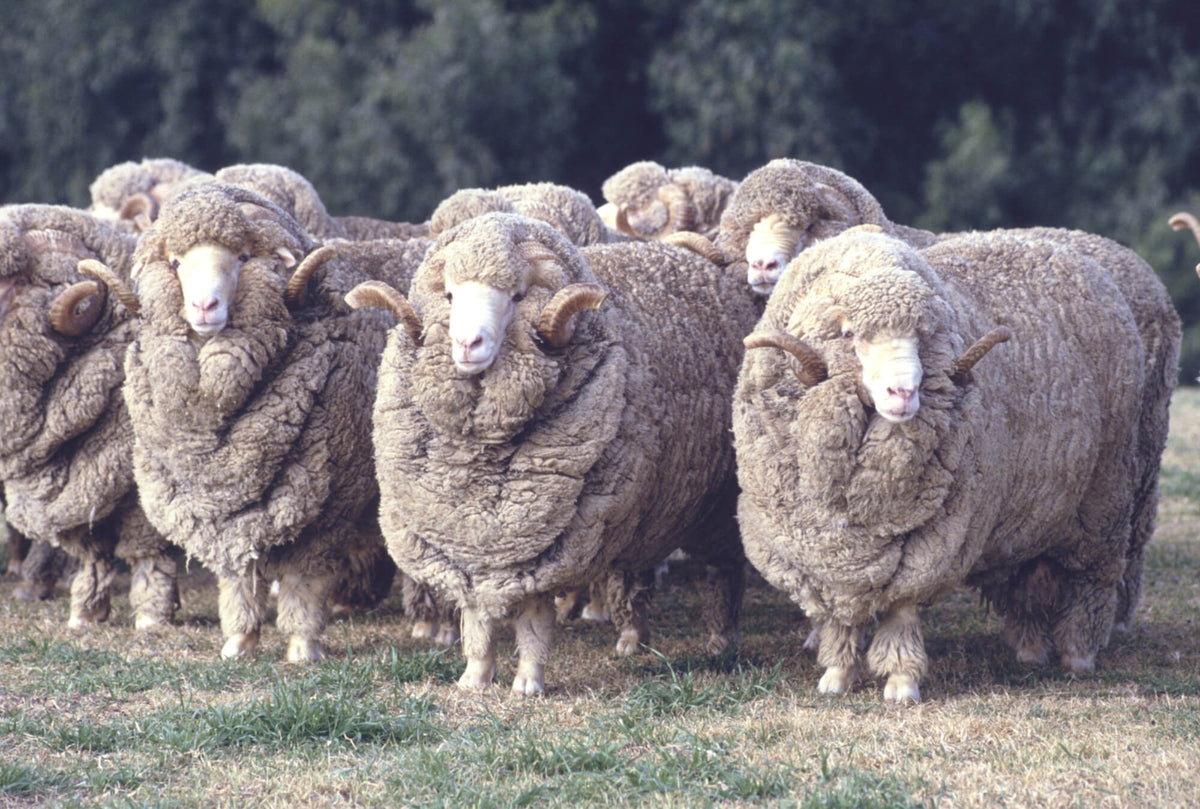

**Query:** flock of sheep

left=0, top=154, right=1189, bottom=702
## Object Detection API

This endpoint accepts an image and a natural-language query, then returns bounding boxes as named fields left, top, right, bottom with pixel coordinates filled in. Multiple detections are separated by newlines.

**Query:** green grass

left=2, top=389, right=1200, bottom=806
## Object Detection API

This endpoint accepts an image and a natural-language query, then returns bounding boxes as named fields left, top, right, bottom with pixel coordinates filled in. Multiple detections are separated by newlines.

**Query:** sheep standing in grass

left=121, top=181, right=409, bottom=661
left=717, top=159, right=938, bottom=296
left=0, top=204, right=179, bottom=628
left=734, top=226, right=1177, bottom=702
left=350, top=212, right=757, bottom=694
left=599, top=161, right=737, bottom=240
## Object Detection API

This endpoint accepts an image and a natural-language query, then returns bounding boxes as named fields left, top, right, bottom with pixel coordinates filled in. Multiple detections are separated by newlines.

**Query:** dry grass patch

left=2, top=390, right=1199, bottom=807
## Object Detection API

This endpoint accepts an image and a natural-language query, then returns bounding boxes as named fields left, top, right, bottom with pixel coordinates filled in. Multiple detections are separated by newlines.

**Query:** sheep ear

left=275, top=246, right=300, bottom=269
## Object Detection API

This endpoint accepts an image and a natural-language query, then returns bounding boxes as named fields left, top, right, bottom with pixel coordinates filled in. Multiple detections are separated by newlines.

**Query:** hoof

left=134, top=614, right=169, bottom=631
left=580, top=602, right=610, bottom=623
left=705, top=632, right=737, bottom=656
left=12, top=582, right=55, bottom=602
left=410, top=620, right=437, bottom=641
left=287, top=637, right=326, bottom=663
left=614, top=628, right=643, bottom=656
left=817, top=665, right=857, bottom=696
left=434, top=624, right=460, bottom=647
left=883, top=673, right=921, bottom=703
left=457, top=658, right=496, bottom=690
left=511, top=663, right=546, bottom=696
left=221, top=632, right=259, bottom=660
left=1061, top=651, right=1096, bottom=673
left=1015, top=645, right=1051, bottom=666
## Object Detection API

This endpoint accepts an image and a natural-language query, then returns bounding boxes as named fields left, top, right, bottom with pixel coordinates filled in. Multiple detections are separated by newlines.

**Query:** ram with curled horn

left=0, top=204, right=179, bottom=633
left=369, top=211, right=761, bottom=695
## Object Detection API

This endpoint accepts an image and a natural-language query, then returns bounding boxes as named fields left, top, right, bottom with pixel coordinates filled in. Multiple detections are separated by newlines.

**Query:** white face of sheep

left=169, top=243, right=249, bottom=335
left=444, top=279, right=523, bottom=374
left=745, top=214, right=804, bottom=295
left=851, top=330, right=922, bottom=422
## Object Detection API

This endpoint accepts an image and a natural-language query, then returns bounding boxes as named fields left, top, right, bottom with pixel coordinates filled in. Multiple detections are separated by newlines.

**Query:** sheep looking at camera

left=599, top=161, right=737, bottom=241
left=350, top=212, right=758, bottom=694
left=717, top=159, right=938, bottom=295
left=0, top=204, right=179, bottom=628
left=121, top=181, right=409, bottom=661
left=733, top=226, right=1176, bottom=702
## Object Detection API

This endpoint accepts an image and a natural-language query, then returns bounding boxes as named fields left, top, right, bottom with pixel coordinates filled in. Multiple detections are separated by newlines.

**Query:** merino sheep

left=717, top=159, right=938, bottom=295
left=429, top=182, right=620, bottom=247
left=0, top=204, right=179, bottom=628
left=733, top=225, right=1177, bottom=702
left=348, top=212, right=758, bottom=694
left=599, top=161, right=737, bottom=241
left=214, top=163, right=430, bottom=242
left=88, top=157, right=212, bottom=232
left=120, top=181, right=410, bottom=661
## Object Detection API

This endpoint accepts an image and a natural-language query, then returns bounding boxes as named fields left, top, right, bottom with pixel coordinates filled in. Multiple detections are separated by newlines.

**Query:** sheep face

left=169, top=242, right=298, bottom=335
left=851, top=333, right=922, bottom=422
left=745, top=214, right=803, bottom=294
left=444, top=279, right=521, bottom=374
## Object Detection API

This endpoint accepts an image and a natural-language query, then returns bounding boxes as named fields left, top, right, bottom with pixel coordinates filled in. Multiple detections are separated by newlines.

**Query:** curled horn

left=285, top=244, right=337, bottom=309
left=345, top=280, right=424, bottom=346
left=662, top=231, right=727, bottom=265
left=1168, top=212, right=1200, bottom=278
left=744, top=331, right=828, bottom=387
left=613, top=205, right=642, bottom=239
left=655, top=185, right=697, bottom=237
left=223, top=185, right=317, bottom=253
left=117, top=192, right=158, bottom=225
left=536, top=283, right=609, bottom=348
left=78, top=258, right=140, bottom=316
left=950, top=326, right=1012, bottom=383
left=49, top=280, right=107, bottom=336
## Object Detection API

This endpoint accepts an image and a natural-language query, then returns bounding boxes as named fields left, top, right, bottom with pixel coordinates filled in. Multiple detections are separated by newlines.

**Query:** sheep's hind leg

left=218, top=570, right=268, bottom=659
left=698, top=558, right=745, bottom=655
left=512, top=595, right=555, bottom=696
left=816, top=620, right=863, bottom=695
left=128, top=552, right=180, bottom=630
left=402, top=573, right=460, bottom=646
left=12, top=540, right=70, bottom=601
left=866, top=603, right=927, bottom=703
left=458, top=605, right=497, bottom=690
left=607, top=568, right=655, bottom=655
left=276, top=570, right=332, bottom=663
left=1052, top=572, right=1120, bottom=673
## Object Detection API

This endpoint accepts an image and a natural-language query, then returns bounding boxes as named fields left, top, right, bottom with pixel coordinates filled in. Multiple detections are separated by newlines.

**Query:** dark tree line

left=3, top=0, right=1200, bottom=378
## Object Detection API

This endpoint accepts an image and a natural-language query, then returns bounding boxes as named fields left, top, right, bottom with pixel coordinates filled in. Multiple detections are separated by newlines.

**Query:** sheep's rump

left=734, top=231, right=1146, bottom=627
left=375, top=235, right=756, bottom=615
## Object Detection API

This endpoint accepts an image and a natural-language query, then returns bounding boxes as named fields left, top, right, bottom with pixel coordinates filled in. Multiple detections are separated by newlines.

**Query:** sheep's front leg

left=67, top=553, right=116, bottom=628
left=866, top=602, right=927, bottom=703
left=607, top=568, right=654, bottom=655
left=218, top=570, right=268, bottom=659
left=699, top=559, right=745, bottom=655
left=276, top=571, right=332, bottom=662
left=816, top=620, right=862, bottom=696
left=12, top=540, right=70, bottom=602
left=1052, top=571, right=1120, bottom=673
left=458, top=605, right=497, bottom=690
left=512, top=595, right=555, bottom=696
left=402, top=574, right=460, bottom=646
left=128, top=552, right=180, bottom=630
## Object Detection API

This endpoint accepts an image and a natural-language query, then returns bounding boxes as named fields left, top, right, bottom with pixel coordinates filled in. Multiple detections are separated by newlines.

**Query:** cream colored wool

left=716, top=158, right=937, bottom=269
left=429, top=182, right=615, bottom=246
left=0, top=204, right=178, bottom=628
left=600, top=161, right=737, bottom=239
left=371, top=213, right=759, bottom=689
left=215, top=163, right=431, bottom=242
left=124, top=182, right=412, bottom=658
left=88, top=157, right=211, bottom=227
left=733, top=227, right=1176, bottom=697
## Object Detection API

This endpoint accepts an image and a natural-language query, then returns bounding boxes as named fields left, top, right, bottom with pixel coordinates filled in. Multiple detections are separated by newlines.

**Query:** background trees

left=2, top=0, right=1199, bottom=378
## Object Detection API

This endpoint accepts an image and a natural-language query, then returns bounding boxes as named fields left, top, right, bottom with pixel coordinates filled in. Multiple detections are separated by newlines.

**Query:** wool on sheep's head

left=718, top=159, right=892, bottom=295
left=400, top=212, right=611, bottom=444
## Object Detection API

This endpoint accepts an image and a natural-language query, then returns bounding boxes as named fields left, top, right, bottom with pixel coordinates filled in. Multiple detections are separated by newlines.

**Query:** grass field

left=2, top=390, right=1198, bottom=808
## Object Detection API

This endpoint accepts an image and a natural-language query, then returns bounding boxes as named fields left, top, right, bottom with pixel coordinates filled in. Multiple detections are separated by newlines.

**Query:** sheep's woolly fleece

left=733, top=228, right=1147, bottom=631
left=715, top=158, right=937, bottom=263
left=87, top=157, right=210, bottom=218
left=372, top=213, right=759, bottom=618
left=600, top=160, right=737, bottom=238
left=0, top=205, right=141, bottom=541
left=429, top=182, right=612, bottom=246
left=123, top=184, right=403, bottom=579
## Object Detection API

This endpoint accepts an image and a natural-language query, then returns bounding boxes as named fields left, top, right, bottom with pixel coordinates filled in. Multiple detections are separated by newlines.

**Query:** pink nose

left=888, top=386, right=915, bottom=403
left=192, top=297, right=219, bottom=314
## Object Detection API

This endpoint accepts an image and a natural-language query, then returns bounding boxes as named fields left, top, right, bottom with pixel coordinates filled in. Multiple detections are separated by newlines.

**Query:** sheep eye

left=168, top=258, right=180, bottom=271
left=444, top=292, right=453, bottom=303
left=513, top=292, right=525, bottom=303
left=841, top=328, right=854, bottom=340
left=238, top=253, right=250, bottom=263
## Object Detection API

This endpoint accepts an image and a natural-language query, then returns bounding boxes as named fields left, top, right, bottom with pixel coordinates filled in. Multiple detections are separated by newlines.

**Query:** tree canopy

left=2, top=0, right=1199, bottom=377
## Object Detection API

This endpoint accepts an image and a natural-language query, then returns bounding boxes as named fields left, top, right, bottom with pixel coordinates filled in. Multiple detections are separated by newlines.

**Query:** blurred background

left=2, top=0, right=1199, bottom=380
